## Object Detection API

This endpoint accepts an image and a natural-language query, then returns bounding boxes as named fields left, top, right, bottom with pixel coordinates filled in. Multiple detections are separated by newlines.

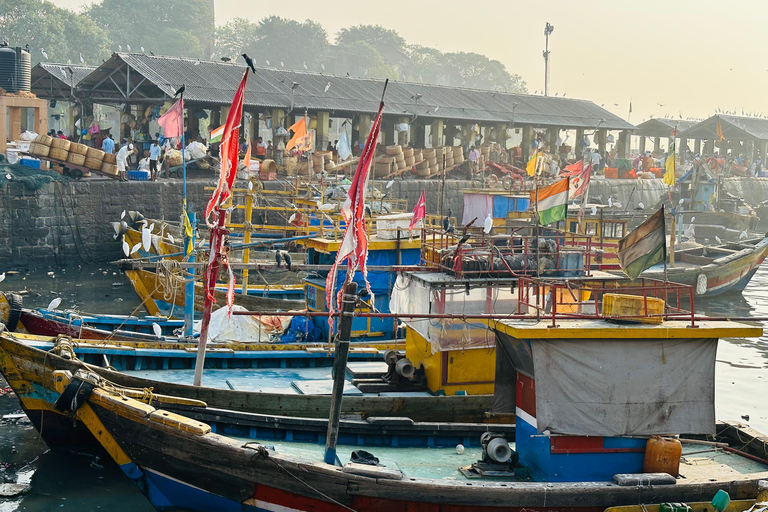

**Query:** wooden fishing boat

left=29, top=311, right=768, bottom=512
left=640, top=235, right=768, bottom=296
left=0, top=331, right=487, bottom=455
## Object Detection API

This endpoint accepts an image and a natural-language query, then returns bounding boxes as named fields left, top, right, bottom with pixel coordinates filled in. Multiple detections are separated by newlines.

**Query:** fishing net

left=0, top=163, right=72, bottom=191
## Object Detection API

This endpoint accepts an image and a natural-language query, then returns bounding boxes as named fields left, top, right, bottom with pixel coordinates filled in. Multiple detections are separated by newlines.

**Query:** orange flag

left=716, top=119, right=725, bottom=142
left=286, top=117, right=307, bottom=151
left=243, top=142, right=252, bottom=171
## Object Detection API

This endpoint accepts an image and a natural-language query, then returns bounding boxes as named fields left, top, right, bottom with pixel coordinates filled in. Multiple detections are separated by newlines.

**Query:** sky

left=49, top=0, right=768, bottom=124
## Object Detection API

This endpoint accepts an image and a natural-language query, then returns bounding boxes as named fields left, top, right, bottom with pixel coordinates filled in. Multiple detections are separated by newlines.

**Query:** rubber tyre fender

left=5, top=293, right=23, bottom=332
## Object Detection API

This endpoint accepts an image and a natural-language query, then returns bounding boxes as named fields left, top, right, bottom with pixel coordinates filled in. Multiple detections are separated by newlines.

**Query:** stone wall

left=0, top=175, right=710, bottom=266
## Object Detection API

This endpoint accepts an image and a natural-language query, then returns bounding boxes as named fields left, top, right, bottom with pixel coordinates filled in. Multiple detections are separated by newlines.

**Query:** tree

left=336, top=25, right=409, bottom=75
left=442, top=52, right=527, bottom=93
left=329, top=41, right=398, bottom=80
left=249, top=16, right=329, bottom=72
left=404, top=45, right=449, bottom=84
left=87, top=0, right=214, bottom=59
left=0, top=0, right=111, bottom=65
left=214, top=17, right=258, bottom=61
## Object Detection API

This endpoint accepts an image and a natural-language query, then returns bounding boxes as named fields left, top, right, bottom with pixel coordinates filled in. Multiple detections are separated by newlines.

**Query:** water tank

left=0, top=45, right=31, bottom=93
left=15, top=47, right=31, bottom=92
left=0, top=46, right=16, bottom=92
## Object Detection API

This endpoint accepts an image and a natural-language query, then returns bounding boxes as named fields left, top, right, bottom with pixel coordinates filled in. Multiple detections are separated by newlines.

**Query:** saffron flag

left=209, top=124, right=224, bottom=143
left=717, top=118, right=725, bottom=142
left=243, top=142, right=252, bottom=171
left=409, top=190, right=426, bottom=232
left=561, top=159, right=583, bottom=177
left=182, top=210, right=194, bottom=255
left=664, top=140, right=675, bottom=186
left=286, top=117, right=311, bottom=152
left=158, top=98, right=184, bottom=139
left=617, top=206, right=666, bottom=280
left=205, top=70, right=248, bottom=221
left=536, top=178, right=569, bottom=225
left=568, top=163, right=591, bottom=200
left=325, top=84, right=387, bottom=330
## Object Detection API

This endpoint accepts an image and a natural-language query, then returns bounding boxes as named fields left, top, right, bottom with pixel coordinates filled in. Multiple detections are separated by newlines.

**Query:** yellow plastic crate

left=601, top=293, right=665, bottom=324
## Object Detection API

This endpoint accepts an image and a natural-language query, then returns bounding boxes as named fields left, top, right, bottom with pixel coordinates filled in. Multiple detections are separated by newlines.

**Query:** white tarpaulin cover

left=532, top=338, right=717, bottom=436
left=194, top=305, right=292, bottom=343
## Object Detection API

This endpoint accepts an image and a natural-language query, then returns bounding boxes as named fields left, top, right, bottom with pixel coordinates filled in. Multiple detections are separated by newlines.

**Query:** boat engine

left=481, top=432, right=518, bottom=465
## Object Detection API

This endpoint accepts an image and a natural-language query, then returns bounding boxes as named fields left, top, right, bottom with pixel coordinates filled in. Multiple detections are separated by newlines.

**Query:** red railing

left=516, top=276, right=696, bottom=327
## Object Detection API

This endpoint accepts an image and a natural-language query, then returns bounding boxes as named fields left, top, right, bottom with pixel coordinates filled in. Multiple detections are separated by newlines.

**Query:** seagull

left=321, top=63, right=325, bottom=71
left=220, top=57, right=231, bottom=62
left=67, top=59, right=71, bottom=65
left=79, top=53, right=84, bottom=64
left=434, top=106, right=439, bottom=112
left=637, top=202, right=645, bottom=210
left=608, top=197, right=613, bottom=207
left=210, top=52, right=215, bottom=60
left=131, top=242, right=142, bottom=255
left=167, top=233, right=174, bottom=244
left=47, top=298, right=62, bottom=311
left=324, top=82, right=331, bottom=93
left=0, top=272, right=5, bottom=283
left=280, top=61, right=284, bottom=68
left=126, top=44, right=131, bottom=52
left=715, top=236, right=723, bottom=244
left=266, top=59, right=270, bottom=66
left=40, top=48, right=48, bottom=60
left=194, top=59, right=200, bottom=66
left=151, top=322, right=162, bottom=338
left=740, top=230, right=749, bottom=240
left=122, top=238, right=130, bottom=257
left=118, top=45, right=122, bottom=52
left=242, top=53, right=256, bottom=73
left=141, top=47, right=145, bottom=53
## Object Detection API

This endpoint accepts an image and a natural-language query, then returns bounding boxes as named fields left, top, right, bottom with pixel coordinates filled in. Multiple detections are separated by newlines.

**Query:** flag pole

left=179, top=87, right=195, bottom=338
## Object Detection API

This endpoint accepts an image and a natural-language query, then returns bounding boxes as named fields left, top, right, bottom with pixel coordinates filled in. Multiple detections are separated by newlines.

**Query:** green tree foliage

left=87, top=0, right=214, bottom=59
left=443, top=51, right=526, bottom=92
left=214, top=17, right=258, bottom=60
left=0, top=0, right=111, bottom=65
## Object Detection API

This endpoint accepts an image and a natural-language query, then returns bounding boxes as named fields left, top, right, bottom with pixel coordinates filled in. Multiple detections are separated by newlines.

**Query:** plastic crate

left=19, top=157, right=41, bottom=169
left=375, top=213, right=414, bottom=239
left=127, top=170, right=150, bottom=181
left=601, top=293, right=665, bottom=324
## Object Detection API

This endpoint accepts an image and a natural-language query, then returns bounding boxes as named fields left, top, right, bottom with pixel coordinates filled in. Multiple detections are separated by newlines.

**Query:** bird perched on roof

left=274, top=250, right=292, bottom=270
left=174, top=84, right=185, bottom=97
left=242, top=53, right=256, bottom=74
left=221, top=57, right=231, bottom=62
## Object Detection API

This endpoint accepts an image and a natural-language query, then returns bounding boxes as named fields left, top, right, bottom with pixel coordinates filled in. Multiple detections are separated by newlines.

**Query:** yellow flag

left=664, top=140, right=675, bottom=186
left=526, top=150, right=540, bottom=176
left=182, top=211, right=194, bottom=255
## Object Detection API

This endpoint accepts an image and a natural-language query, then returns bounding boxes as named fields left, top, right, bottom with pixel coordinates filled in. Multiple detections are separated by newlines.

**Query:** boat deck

left=220, top=436, right=768, bottom=482
left=124, top=363, right=431, bottom=397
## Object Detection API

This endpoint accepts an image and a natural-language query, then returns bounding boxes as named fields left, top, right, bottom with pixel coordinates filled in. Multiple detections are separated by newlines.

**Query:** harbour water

left=0, top=264, right=766, bottom=510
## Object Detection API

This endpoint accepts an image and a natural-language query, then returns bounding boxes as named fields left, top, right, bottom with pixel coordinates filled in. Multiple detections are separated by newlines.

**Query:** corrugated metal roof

left=634, top=118, right=696, bottom=137
left=681, top=115, right=768, bottom=141
left=32, top=63, right=96, bottom=89
left=77, top=53, right=636, bottom=130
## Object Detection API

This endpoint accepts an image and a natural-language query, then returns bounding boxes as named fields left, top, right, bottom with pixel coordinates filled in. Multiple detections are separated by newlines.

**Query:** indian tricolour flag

left=536, top=178, right=569, bottom=226
left=208, top=124, right=224, bottom=143
left=617, top=206, right=666, bottom=280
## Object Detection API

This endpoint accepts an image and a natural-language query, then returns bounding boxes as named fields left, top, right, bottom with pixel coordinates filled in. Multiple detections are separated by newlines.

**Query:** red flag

left=325, top=84, right=387, bottom=330
left=561, top=159, right=583, bottom=177
left=243, top=142, right=252, bottom=171
left=205, top=70, right=248, bottom=221
left=568, top=162, right=592, bottom=200
left=158, top=98, right=184, bottom=138
left=409, top=190, right=426, bottom=232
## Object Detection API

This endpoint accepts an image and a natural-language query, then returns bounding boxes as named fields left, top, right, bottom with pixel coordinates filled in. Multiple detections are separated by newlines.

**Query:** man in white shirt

left=116, top=143, right=135, bottom=180
left=149, top=141, right=162, bottom=181
left=590, top=148, right=601, bottom=171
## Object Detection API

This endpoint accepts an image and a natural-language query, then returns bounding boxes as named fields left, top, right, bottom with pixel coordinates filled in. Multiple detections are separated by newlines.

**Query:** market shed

left=680, top=115, right=768, bottom=160
left=73, top=53, right=635, bottom=153
left=31, top=63, right=96, bottom=101
left=633, top=118, right=697, bottom=160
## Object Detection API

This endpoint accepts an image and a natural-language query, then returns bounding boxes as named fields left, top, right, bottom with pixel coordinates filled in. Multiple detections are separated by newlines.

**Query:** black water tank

left=15, top=47, right=31, bottom=92
left=0, top=46, right=16, bottom=92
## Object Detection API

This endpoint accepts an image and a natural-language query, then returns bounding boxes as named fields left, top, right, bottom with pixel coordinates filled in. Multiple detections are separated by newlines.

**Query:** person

left=56, top=130, right=66, bottom=139
left=149, top=141, right=161, bottom=181
left=255, top=137, right=267, bottom=161
left=590, top=148, right=601, bottom=171
left=48, top=129, right=56, bottom=137
left=468, top=145, right=480, bottom=178
left=239, top=137, right=248, bottom=155
left=101, top=133, right=115, bottom=154
left=642, top=150, right=654, bottom=172
left=116, top=143, right=135, bottom=180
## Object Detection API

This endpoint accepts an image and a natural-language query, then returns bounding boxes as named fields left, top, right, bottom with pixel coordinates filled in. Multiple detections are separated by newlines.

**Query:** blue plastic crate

left=19, top=157, right=41, bottom=169
left=127, top=170, right=150, bottom=181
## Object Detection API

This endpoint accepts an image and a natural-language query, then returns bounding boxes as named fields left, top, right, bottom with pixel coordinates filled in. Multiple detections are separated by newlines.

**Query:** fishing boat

left=641, top=235, right=768, bottom=296
left=21, top=292, right=768, bottom=512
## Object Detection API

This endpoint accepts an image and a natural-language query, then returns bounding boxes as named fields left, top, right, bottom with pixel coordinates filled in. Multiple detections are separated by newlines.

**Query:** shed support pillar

left=575, top=128, right=585, bottom=157
left=431, top=119, right=444, bottom=148
left=271, top=109, right=285, bottom=137
left=316, top=111, right=330, bottom=151
left=679, top=137, right=688, bottom=162
left=653, top=137, right=661, bottom=153
left=357, top=114, right=371, bottom=148
left=521, top=126, right=535, bottom=159
left=597, top=128, right=607, bottom=155
left=548, top=127, right=558, bottom=155
left=639, top=136, right=646, bottom=154
left=397, top=116, right=410, bottom=147
left=444, top=124, right=456, bottom=147
left=617, top=130, right=631, bottom=159
left=496, top=123, right=507, bottom=149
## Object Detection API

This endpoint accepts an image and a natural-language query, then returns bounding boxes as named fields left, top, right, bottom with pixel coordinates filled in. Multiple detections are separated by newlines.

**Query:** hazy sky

left=50, top=0, right=768, bottom=124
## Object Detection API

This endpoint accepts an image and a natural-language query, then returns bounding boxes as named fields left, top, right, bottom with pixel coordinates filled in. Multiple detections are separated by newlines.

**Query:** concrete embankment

left=6, top=174, right=762, bottom=266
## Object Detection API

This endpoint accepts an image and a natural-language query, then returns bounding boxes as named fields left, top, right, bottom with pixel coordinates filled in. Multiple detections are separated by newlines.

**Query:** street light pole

left=543, top=22, right=554, bottom=97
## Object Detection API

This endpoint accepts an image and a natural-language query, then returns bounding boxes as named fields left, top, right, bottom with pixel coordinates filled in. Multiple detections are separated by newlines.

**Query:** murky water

left=0, top=264, right=766, bottom=510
